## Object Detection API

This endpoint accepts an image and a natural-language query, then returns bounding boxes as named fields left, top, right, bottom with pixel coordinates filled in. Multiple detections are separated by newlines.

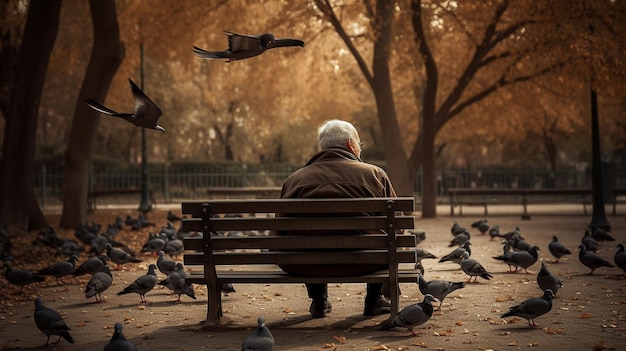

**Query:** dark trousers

left=306, top=283, right=383, bottom=303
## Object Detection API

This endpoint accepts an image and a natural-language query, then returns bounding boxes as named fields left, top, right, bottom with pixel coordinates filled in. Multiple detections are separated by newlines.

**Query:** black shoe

left=364, top=296, right=392, bottom=316
left=310, top=299, right=332, bottom=318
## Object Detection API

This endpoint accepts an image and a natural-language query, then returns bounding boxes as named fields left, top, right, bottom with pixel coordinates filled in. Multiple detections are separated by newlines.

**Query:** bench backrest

left=181, top=197, right=416, bottom=276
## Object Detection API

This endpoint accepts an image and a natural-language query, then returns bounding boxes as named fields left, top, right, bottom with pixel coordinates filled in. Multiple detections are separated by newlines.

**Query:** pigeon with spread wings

left=85, top=78, right=164, bottom=133
left=193, top=31, right=304, bottom=62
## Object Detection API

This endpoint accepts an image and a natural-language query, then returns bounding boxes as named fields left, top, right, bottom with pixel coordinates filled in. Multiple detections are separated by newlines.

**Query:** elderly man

left=278, top=119, right=398, bottom=318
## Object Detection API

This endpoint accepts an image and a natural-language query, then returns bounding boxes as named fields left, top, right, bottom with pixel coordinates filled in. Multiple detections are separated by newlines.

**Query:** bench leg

left=204, top=284, right=222, bottom=328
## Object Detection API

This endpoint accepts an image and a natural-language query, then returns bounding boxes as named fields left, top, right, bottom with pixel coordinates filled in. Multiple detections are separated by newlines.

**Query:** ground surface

left=1, top=206, right=625, bottom=351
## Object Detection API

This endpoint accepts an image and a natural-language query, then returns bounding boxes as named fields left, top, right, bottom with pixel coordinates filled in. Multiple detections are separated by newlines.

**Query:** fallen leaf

left=333, top=335, right=346, bottom=344
left=529, top=341, right=540, bottom=347
left=496, top=295, right=515, bottom=302
left=455, top=320, right=464, bottom=326
left=410, top=341, right=428, bottom=348
left=509, top=340, right=518, bottom=346
left=372, top=345, right=389, bottom=350
left=580, top=312, right=592, bottom=319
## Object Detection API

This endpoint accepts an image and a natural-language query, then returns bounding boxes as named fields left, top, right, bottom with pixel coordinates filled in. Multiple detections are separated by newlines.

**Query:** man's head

left=318, top=119, right=362, bottom=157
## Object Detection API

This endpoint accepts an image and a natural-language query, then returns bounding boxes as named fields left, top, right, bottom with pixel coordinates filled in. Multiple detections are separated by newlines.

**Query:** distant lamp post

left=588, top=87, right=610, bottom=231
left=139, top=43, right=151, bottom=213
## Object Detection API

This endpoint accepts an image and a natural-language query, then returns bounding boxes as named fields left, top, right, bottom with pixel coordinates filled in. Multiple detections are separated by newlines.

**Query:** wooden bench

left=205, top=186, right=282, bottom=199
left=181, top=197, right=417, bottom=328
left=87, top=188, right=155, bottom=211
left=613, top=189, right=626, bottom=215
left=447, top=188, right=592, bottom=218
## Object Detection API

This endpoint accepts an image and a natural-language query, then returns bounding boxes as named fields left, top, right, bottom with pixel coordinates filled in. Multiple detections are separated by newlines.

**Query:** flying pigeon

left=578, top=244, right=613, bottom=275
left=438, top=241, right=472, bottom=266
left=493, top=245, right=540, bottom=274
left=548, top=235, right=571, bottom=263
left=106, top=243, right=142, bottom=270
left=460, top=252, right=493, bottom=283
left=72, top=255, right=109, bottom=277
left=501, top=289, right=554, bottom=328
left=590, top=227, right=615, bottom=243
left=104, top=322, right=137, bottom=351
left=85, top=78, right=164, bottom=132
left=37, top=255, right=78, bottom=285
left=614, top=244, right=626, bottom=276
left=536, top=262, right=563, bottom=297
left=85, top=265, right=113, bottom=302
left=242, top=316, right=274, bottom=351
left=379, top=294, right=439, bottom=336
left=4, top=262, right=45, bottom=292
left=417, top=273, right=464, bottom=309
left=193, top=31, right=304, bottom=62
left=117, top=264, right=158, bottom=303
left=34, top=297, right=74, bottom=345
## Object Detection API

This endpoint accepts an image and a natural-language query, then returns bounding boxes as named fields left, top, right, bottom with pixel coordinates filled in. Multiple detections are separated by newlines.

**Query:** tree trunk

left=60, top=0, right=124, bottom=228
left=0, top=0, right=62, bottom=230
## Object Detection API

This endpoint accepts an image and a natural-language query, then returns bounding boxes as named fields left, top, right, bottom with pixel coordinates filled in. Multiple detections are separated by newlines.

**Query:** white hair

left=318, top=119, right=359, bottom=149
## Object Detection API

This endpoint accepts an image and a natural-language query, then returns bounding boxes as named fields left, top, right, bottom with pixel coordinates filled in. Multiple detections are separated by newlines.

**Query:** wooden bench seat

left=181, top=197, right=417, bottom=328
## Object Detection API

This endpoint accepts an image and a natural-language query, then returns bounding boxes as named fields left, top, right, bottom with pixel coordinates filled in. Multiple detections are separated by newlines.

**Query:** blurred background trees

left=0, top=0, right=624, bottom=228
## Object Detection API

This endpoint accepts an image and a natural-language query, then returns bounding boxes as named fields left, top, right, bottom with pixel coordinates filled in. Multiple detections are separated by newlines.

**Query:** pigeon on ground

left=471, top=218, right=490, bottom=235
left=493, top=245, right=540, bottom=274
left=167, top=210, right=183, bottom=222
left=86, top=79, right=164, bottom=132
left=501, top=289, right=554, bottom=328
left=614, top=244, right=626, bottom=276
left=117, top=264, right=158, bottom=303
left=4, top=262, right=45, bottom=292
left=548, top=235, right=571, bottom=263
left=417, top=273, right=464, bottom=309
left=439, top=241, right=472, bottom=266
left=414, top=247, right=436, bottom=274
left=72, top=255, right=109, bottom=277
left=85, top=265, right=113, bottom=302
left=488, top=224, right=502, bottom=241
left=591, top=227, right=615, bottom=243
left=581, top=230, right=599, bottom=252
left=34, top=297, right=74, bottom=345
left=536, top=262, right=562, bottom=297
left=104, top=322, right=137, bottom=351
left=379, top=294, right=439, bottom=336
left=511, top=237, right=533, bottom=252
left=450, top=221, right=467, bottom=236
left=460, top=252, right=493, bottom=283
left=140, top=232, right=166, bottom=256
left=55, top=238, right=85, bottom=257
left=242, top=316, right=274, bottom=351
left=156, top=250, right=178, bottom=276
left=158, top=268, right=196, bottom=302
left=578, top=244, right=614, bottom=275
left=164, top=238, right=184, bottom=257
left=106, top=243, right=142, bottom=270
left=159, top=221, right=178, bottom=240
left=89, top=235, right=110, bottom=255
left=501, top=226, right=524, bottom=241
left=37, top=255, right=78, bottom=285
left=449, top=231, right=470, bottom=247
left=408, top=230, right=426, bottom=244
left=193, top=31, right=304, bottom=62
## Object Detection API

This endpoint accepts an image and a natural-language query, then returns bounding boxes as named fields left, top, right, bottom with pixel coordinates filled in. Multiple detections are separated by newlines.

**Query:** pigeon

left=158, top=268, right=196, bottom=302
left=33, top=297, right=74, bottom=345
left=417, top=273, right=464, bottom=309
left=55, top=238, right=85, bottom=257
left=450, top=221, right=467, bottom=236
left=242, top=316, right=274, bottom=351
left=460, top=252, right=493, bottom=283
left=156, top=250, right=178, bottom=276
left=141, top=232, right=166, bottom=255
left=4, top=262, right=45, bottom=292
left=471, top=218, right=490, bottom=235
left=492, top=240, right=517, bottom=272
left=416, top=247, right=437, bottom=261
left=85, top=78, right=164, bottom=132
left=578, top=244, right=613, bottom=275
left=89, top=235, right=110, bottom=255
left=501, top=289, right=554, bottom=328
left=493, top=245, right=540, bottom=274
left=439, top=241, right=472, bottom=266
left=106, top=243, right=142, bottom=270
left=502, top=226, right=524, bottom=241
left=379, top=294, right=439, bottom=336
left=167, top=210, right=183, bottom=222
left=449, top=231, right=470, bottom=247
left=548, top=235, right=571, bottom=263
left=591, top=227, right=615, bottom=243
left=193, top=31, right=304, bottom=62
left=85, top=265, right=113, bottom=302
left=72, top=255, right=109, bottom=277
left=614, top=244, right=626, bottom=276
left=536, top=262, right=562, bottom=297
left=159, top=221, right=178, bottom=239
left=581, top=230, right=599, bottom=252
left=511, top=238, right=532, bottom=252
left=104, top=322, right=137, bottom=351
left=408, top=230, right=426, bottom=244
left=164, top=238, right=184, bottom=257
left=488, top=224, right=502, bottom=240
left=37, top=255, right=78, bottom=285
left=117, top=264, right=158, bottom=303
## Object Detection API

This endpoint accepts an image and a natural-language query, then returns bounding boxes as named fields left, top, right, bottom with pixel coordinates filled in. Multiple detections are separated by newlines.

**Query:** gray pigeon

left=536, top=262, right=562, bottom=297
left=591, top=227, right=615, bottom=244
left=493, top=245, right=540, bottom=274
left=488, top=224, right=502, bottom=241
left=614, top=244, right=626, bottom=276
left=439, top=242, right=472, bottom=266
left=85, top=78, right=164, bottom=132
left=471, top=218, right=490, bottom=235
left=492, top=240, right=517, bottom=272
left=156, top=250, right=177, bottom=276
left=104, top=322, right=137, bottom=351
left=548, top=235, right=571, bottom=263
left=501, top=289, right=554, bottom=328
left=460, top=252, right=493, bottom=283
left=379, top=294, right=439, bottom=336
left=193, top=31, right=304, bottom=62
left=117, top=264, right=158, bottom=303
left=140, top=233, right=166, bottom=255
left=581, top=230, right=599, bottom=252
left=449, top=231, right=470, bottom=247
left=158, top=266, right=196, bottom=302
left=450, top=221, right=467, bottom=236
left=417, top=273, right=464, bottom=309
left=4, top=262, right=45, bottom=292
left=37, top=255, right=78, bottom=285
left=164, top=238, right=184, bottom=257
left=72, top=255, right=109, bottom=277
left=242, top=316, right=274, bottom=351
left=34, top=297, right=74, bottom=345
left=85, top=265, right=113, bottom=302
left=578, top=244, right=613, bottom=275
left=106, top=243, right=142, bottom=270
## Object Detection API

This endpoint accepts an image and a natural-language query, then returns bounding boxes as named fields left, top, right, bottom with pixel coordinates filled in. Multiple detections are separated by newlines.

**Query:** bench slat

left=183, top=234, right=417, bottom=251
left=183, top=250, right=417, bottom=266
